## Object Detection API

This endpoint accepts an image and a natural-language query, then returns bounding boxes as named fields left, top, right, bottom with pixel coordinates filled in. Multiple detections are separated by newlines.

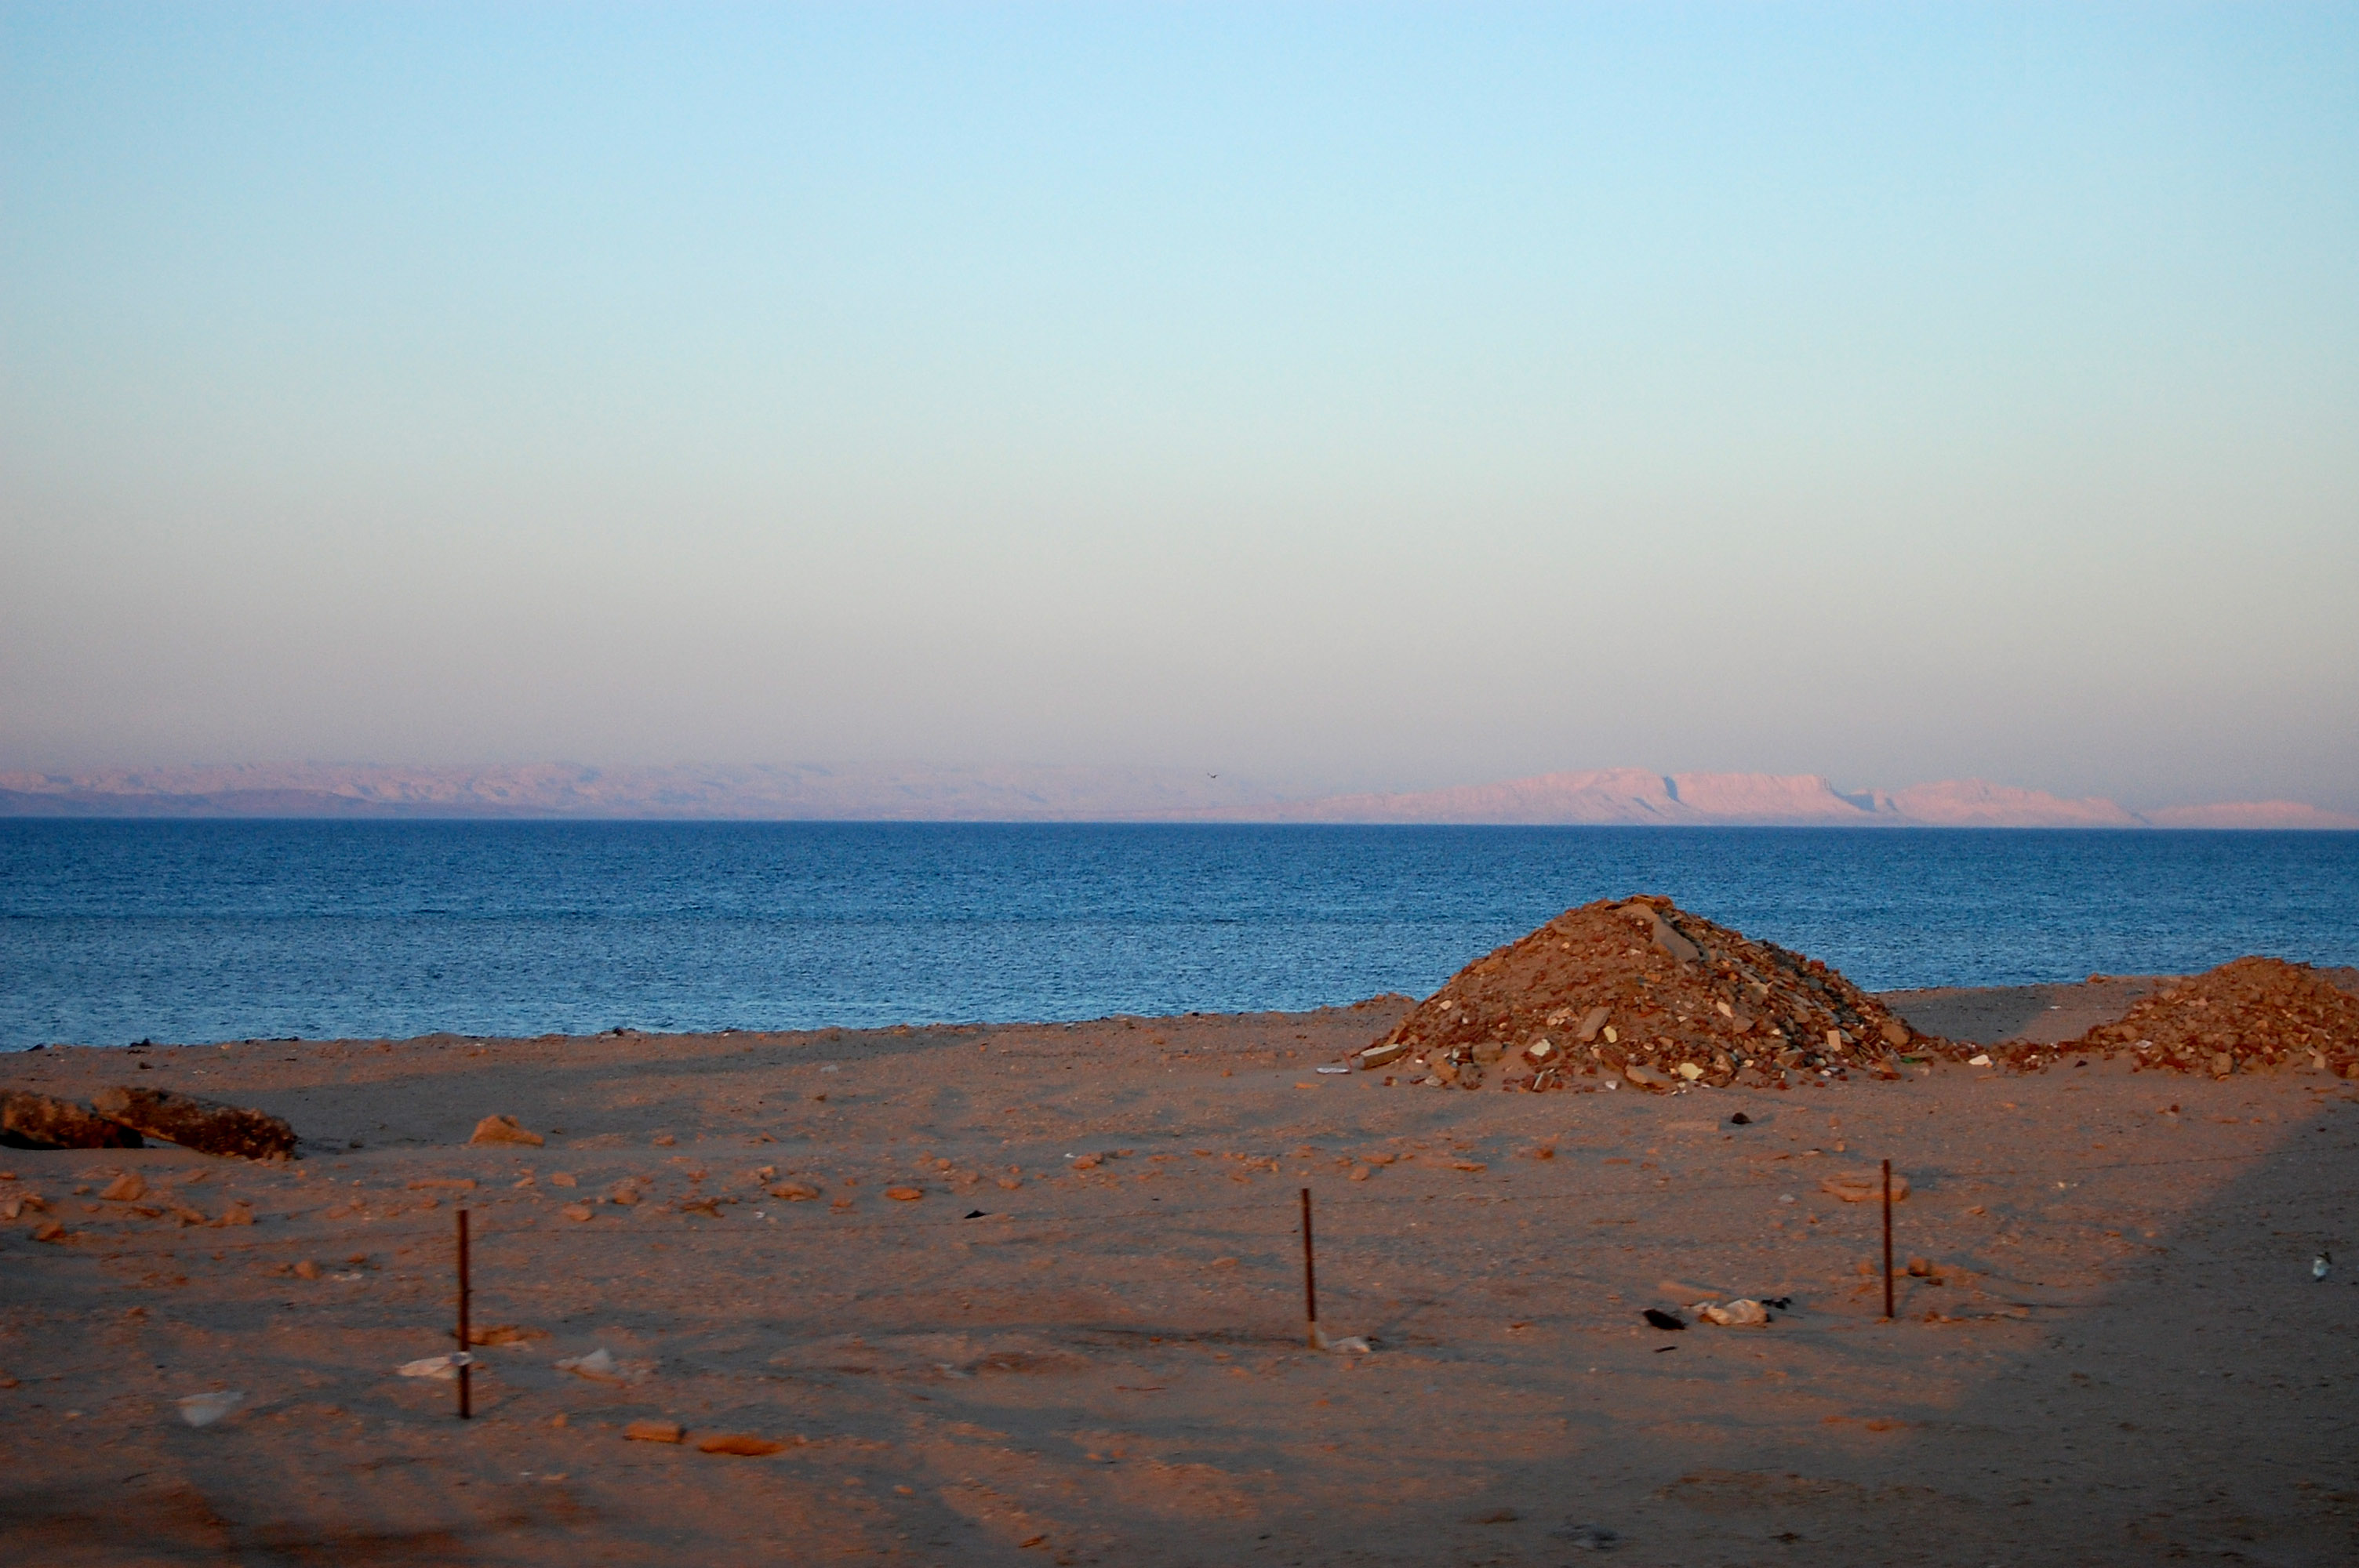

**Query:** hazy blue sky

left=5, top=4, right=2354, bottom=808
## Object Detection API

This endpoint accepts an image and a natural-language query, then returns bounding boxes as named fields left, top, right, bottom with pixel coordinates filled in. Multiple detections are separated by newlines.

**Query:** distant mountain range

left=2, top=762, right=2351, bottom=828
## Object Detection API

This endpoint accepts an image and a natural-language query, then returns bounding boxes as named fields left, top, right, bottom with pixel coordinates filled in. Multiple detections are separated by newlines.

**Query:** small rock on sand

left=696, top=1433, right=787, bottom=1456
left=624, top=1419, right=684, bottom=1443
left=1820, top=1170, right=1909, bottom=1203
left=98, top=1171, right=147, bottom=1203
left=469, top=1114, right=545, bottom=1147
left=885, top=1186, right=925, bottom=1201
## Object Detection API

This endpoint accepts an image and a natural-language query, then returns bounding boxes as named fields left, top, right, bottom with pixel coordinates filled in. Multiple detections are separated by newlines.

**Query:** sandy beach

left=6, top=982, right=2359, bottom=1566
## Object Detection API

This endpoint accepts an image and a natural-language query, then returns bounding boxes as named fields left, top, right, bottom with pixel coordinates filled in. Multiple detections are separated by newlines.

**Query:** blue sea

left=2, top=820, right=2355, bottom=1051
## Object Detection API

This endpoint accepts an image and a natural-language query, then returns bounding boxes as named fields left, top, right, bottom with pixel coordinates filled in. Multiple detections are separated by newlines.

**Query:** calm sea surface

left=2, top=821, right=2355, bottom=1051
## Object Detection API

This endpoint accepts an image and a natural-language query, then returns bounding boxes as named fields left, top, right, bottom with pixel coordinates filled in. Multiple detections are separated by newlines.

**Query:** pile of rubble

left=1, top=1084, right=295, bottom=1159
left=1354, top=895, right=1933, bottom=1092
left=2052, top=957, right=2359, bottom=1078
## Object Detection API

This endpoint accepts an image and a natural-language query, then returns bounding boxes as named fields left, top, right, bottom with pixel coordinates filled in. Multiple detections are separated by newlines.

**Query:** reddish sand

left=5, top=989, right=2359, bottom=1565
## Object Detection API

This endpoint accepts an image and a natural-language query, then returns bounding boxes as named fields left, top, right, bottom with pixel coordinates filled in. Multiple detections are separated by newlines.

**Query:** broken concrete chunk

left=1357, top=1040, right=1410, bottom=1069
left=1, top=1090, right=143, bottom=1151
left=469, top=1114, right=545, bottom=1147
left=89, top=1086, right=295, bottom=1161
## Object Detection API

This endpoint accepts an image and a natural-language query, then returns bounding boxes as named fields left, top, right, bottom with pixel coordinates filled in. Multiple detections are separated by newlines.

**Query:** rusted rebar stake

left=1881, top=1160, right=1894, bottom=1321
left=1299, top=1187, right=1318, bottom=1348
left=456, top=1207, right=473, bottom=1419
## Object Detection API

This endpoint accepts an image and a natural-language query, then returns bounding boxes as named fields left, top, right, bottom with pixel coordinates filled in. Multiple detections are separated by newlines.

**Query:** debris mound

left=2052, top=957, right=2359, bottom=1078
left=1357, top=895, right=1931, bottom=1091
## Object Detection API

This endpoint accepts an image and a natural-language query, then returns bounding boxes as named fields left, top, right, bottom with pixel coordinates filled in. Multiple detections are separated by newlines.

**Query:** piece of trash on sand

left=1641, top=1308, right=1685, bottom=1331
left=1310, top=1324, right=1372, bottom=1354
left=1967, top=1054, right=1992, bottom=1067
left=1697, top=1299, right=1770, bottom=1327
left=556, top=1347, right=652, bottom=1385
left=396, top=1352, right=474, bottom=1381
left=1553, top=1521, right=1623, bottom=1550
left=1314, top=1065, right=1350, bottom=1075
left=176, top=1390, right=245, bottom=1427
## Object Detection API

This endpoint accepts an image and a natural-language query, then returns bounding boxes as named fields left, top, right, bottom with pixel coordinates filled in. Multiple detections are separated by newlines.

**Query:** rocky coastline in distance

left=1, top=762, right=2353, bottom=827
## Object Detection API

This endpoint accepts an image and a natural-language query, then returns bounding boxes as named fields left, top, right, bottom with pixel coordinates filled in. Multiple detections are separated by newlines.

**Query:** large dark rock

left=89, top=1085, right=296, bottom=1160
left=1, top=1089, right=144, bottom=1150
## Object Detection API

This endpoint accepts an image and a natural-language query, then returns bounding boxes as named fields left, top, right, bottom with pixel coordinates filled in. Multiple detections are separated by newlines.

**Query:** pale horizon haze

left=5, top=5, right=2355, bottom=812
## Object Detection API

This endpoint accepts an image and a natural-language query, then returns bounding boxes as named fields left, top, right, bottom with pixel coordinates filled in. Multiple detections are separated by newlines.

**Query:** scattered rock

left=1554, top=1521, right=1623, bottom=1551
left=98, top=1171, right=147, bottom=1203
left=767, top=1181, right=821, bottom=1201
left=469, top=1114, right=545, bottom=1147
left=1, top=1090, right=143, bottom=1151
left=89, top=1086, right=295, bottom=1161
left=1641, top=1308, right=1686, bottom=1331
left=467, top=1324, right=547, bottom=1348
left=885, top=1186, right=925, bottom=1201
left=624, top=1419, right=685, bottom=1443
left=697, top=1432, right=787, bottom=1456
left=293, top=1259, right=320, bottom=1279
left=31, top=1221, right=67, bottom=1243
left=562, top=1203, right=594, bottom=1221
left=1820, top=1170, right=1909, bottom=1203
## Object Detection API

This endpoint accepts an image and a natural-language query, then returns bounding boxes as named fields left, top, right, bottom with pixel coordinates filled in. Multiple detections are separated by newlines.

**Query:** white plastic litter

left=176, top=1390, right=245, bottom=1427
left=1314, top=1065, right=1350, bottom=1076
left=1968, top=1054, right=1992, bottom=1066
left=555, top=1347, right=652, bottom=1385
left=1696, top=1299, right=1769, bottom=1327
left=1310, top=1325, right=1372, bottom=1355
left=396, top=1352, right=474, bottom=1381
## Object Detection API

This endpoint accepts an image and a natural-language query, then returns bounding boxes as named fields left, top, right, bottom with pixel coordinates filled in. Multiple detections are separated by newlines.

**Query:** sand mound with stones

left=1355, top=895, right=1932, bottom=1092
left=2045, top=957, right=2359, bottom=1079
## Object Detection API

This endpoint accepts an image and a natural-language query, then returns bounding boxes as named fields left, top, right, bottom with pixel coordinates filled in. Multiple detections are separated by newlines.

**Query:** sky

left=3, top=4, right=2355, bottom=810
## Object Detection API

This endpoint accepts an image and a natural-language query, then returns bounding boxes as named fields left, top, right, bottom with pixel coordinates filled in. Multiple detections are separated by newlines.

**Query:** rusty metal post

left=457, top=1207, right=473, bottom=1418
left=1881, top=1160, right=1894, bottom=1321
left=1299, top=1188, right=1318, bottom=1348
